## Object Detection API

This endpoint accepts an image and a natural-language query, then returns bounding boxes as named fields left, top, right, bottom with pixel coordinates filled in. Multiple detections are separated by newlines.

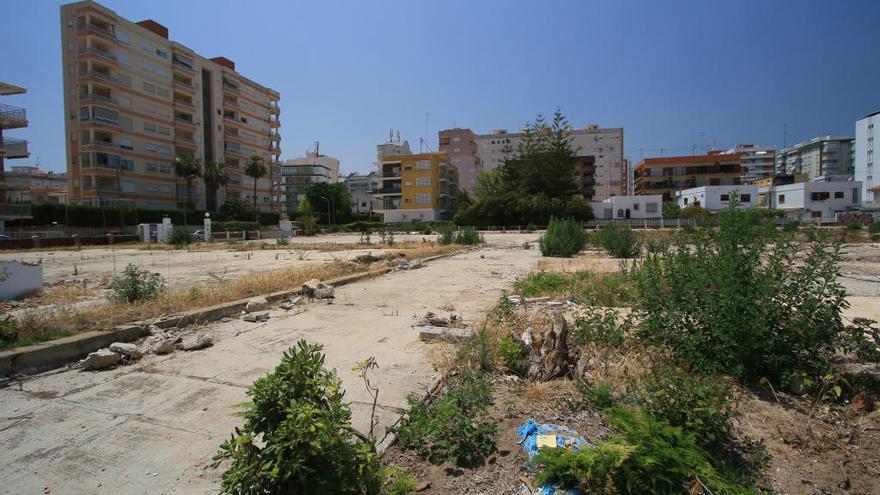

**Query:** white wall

left=765, top=182, right=861, bottom=220
left=380, top=208, right=439, bottom=223
left=591, top=195, right=662, bottom=219
left=675, top=185, right=758, bottom=211
left=855, top=113, right=877, bottom=204
left=0, top=261, right=43, bottom=300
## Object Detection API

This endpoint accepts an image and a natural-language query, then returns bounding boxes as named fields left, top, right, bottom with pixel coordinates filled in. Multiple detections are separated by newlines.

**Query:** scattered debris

left=389, top=257, right=424, bottom=271
left=290, top=295, right=305, bottom=306
left=417, top=312, right=460, bottom=327
left=79, top=349, right=121, bottom=370
left=242, top=311, right=269, bottom=323
left=108, top=342, right=143, bottom=361
left=301, top=279, right=321, bottom=296
left=279, top=302, right=293, bottom=310
left=418, top=325, right=474, bottom=342
left=517, top=419, right=588, bottom=494
left=178, top=334, right=213, bottom=351
left=313, top=284, right=335, bottom=300
left=245, top=297, right=268, bottom=312
left=152, top=337, right=178, bottom=355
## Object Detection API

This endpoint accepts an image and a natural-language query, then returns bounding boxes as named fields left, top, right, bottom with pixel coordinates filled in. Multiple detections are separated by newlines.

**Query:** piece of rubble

left=152, top=338, right=178, bottom=355
left=301, top=279, right=321, bottom=296
left=245, top=297, right=268, bottom=312
left=418, top=325, right=474, bottom=342
left=280, top=302, right=293, bottom=310
left=80, top=349, right=122, bottom=370
left=179, top=334, right=213, bottom=351
left=242, top=311, right=270, bottom=322
left=313, top=283, right=334, bottom=300
left=109, top=342, right=143, bottom=360
left=290, top=295, right=305, bottom=305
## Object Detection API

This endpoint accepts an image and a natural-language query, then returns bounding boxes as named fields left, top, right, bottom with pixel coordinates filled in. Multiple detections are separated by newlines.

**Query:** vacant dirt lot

left=0, top=236, right=541, bottom=495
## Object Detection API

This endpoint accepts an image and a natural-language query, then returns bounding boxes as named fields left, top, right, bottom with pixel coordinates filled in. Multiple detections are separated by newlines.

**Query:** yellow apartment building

left=374, top=150, right=459, bottom=222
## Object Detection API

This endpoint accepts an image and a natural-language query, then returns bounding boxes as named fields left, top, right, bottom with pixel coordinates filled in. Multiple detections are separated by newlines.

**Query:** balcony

left=175, top=134, right=196, bottom=144
left=381, top=168, right=401, bottom=179
left=0, top=137, right=29, bottom=158
left=268, top=102, right=280, bottom=115
left=0, top=104, right=27, bottom=129
left=222, top=79, right=240, bottom=93
left=375, top=187, right=402, bottom=195
left=79, top=46, right=117, bottom=62
left=172, top=60, right=196, bottom=74
left=81, top=139, right=118, bottom=149
left=79, top=93, right=117, bottom=106
left=83, top=70, right=117, bottom=85
left=270, top=131, right=281, bottom=142
left=82, top=185, right=120, bottom=193
left=173, top=97, right=195, bottom=108
left=173, top=79, right=196, bottom=92
left=88, top=23, right=117, bottom=41
left=80, top=107, right=120, bottom=126
left=174, top=117, right=198, bottom=128
left=222, top=99, right=239, bottom=109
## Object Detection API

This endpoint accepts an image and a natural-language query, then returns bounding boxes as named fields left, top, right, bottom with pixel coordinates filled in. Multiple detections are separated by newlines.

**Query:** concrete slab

left=0, top=242, right=541, bottom=494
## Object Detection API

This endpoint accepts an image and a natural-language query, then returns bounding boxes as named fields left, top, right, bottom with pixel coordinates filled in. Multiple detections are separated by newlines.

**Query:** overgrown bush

left=212, top=340, right=382, bottom=494
left=574, top=379, right=617, bottom=410
left=513, top=271, right=636, bottom=307
left=168, top=227, right=192, bottom=247
left=496, top=336, right=522, bottom=374
left=592, top=224, right=641, bottom=258
left=109, top=263, right=166, bottom=303
left=572, top=307, right=629, bottom=348
left=635, top=362, right=737, bottom=449
left=662, top=202, right=681, bottom=219
left=678, top=205, right=713, bottom=220
left=437, top=226, right=484, bottom=245
left=539, top=217, right=588, bottom=257
left=393, top=372, right=498, bottom=467
left=629, top=201, right=848, bottom=385
left=846, top=221, right=862, bottom=231
left=534, top=408, right=751, bottom=494
left=868, top=222, right=880, bottom=234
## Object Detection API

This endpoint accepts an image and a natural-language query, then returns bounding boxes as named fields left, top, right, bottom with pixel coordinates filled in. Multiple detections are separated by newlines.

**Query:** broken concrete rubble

left=108, top=342, right=143, bottom=360
left=313, top=284, right=334, bottom=300
left=152, top=338, right=178, bottom=355
left=245, top=297, right=268, bottom=312
left=389, top=257, right=424, bottom=271
left=178, top=334, right=213, bottom=351
left=79, top=349, right=121, bottom=370
left=301, top=279, right=321, bottom=295
left=242, top=311, right=269, bottom=323
left=418, top=325, right=474, bottom=342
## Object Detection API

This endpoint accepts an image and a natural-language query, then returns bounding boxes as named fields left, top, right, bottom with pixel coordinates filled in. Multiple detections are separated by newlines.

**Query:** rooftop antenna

left=314, top=141, right=320, bottom=156
left=396, top=130, right=400, bottom=143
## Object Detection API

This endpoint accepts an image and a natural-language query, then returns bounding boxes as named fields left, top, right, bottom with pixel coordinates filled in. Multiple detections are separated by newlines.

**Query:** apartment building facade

left=3, top=166, right=68, bottom=204
left=775, top=135, right=853, bottom=182
left=343, top=171, right=380, bottom=214
left=438, top=128, right=482, bottom=193
left=374, top=148, right=458, bottom=223
left=726, top=144, right=775, bottom=182
left=633, top=152, right=743, bottom=202
left=473, top=124, right=624, bottom=201
left=280, top=152, right=339, bottom=213
left=60, top=1, right=281, bottom=212
left=1, top=82, right=30, bottom=204
left=855, top=111, right=878, bottom=204
left=758, top=181, right=861, bottom=220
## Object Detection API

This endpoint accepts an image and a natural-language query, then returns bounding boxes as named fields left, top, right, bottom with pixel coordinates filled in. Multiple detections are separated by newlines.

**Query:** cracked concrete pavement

left=0, top=236, right=541, bottom=495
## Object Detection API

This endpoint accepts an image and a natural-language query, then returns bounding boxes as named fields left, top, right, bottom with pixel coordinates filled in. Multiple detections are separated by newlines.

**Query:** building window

left=720, top=194, right=729, bottom=201
left=415, top=177, right=431, bottom=186
left=146, top=162, right=158, bottom=172
left=119, top=138, right=134, bottom=150
left=646, top=202, right=658, bottom=213
left=834, top=191, right=844, bottom=199
left=415, top=160, right=431, bottom=170
left=633, top=203, right=640, bottom=210
left=811, top=192, right=830, bottom=201
left=415, top=193, right=432, bottom=204
left=740, top=194, right=751, bottom=202
left=811, top=211, right=821, bottom=218
left=778, top=194, right=785, bottom=204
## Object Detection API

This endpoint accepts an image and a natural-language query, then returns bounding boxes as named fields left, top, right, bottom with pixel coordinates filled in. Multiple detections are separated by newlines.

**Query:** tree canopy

left=303, top=182, right=353, bottom=225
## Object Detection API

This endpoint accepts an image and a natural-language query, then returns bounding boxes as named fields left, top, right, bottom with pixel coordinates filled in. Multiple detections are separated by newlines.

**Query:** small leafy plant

left=168, top=227, right=192, bottom=247
left=496, top=335, right=522, bottom=374
left=109, top=263, right=166, bottom=303
left=572, top=307, right=629, bottom=348
left=539, top=217, right=588, bottom=257
left=592, top=224, right=641, bottom=258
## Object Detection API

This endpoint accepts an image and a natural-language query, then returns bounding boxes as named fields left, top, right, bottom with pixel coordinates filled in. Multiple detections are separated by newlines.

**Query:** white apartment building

left=591, top=195, right=662, bottom=219
left=474, top=124, right=624, bottom=201
left=855, top=111, right=878, bottom=205
left=758, top=181, right=861, bottom=221
left=675, top=185, right=759, bottom=211
left=280, top=152, right=339, bottom=213
left=726, top=144, right=775, bottom=182
left=343, top=171, right=380, bottom=214
left=775, top=135, right=854, bottom=182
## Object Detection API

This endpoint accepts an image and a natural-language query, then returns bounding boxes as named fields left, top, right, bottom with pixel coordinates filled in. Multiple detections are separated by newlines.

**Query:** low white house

left=591, top=195, right=663, bottom=219
left=758, top=181, right=861, bottom=221
left=675, top=185, right=759, bottom=211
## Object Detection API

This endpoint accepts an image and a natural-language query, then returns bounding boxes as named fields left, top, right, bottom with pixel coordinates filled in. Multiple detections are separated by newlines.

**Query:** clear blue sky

left=4, top=0, right=878, bottom=175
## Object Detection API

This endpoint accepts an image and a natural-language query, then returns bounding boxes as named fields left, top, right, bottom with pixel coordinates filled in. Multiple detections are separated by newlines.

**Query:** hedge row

left=22, top=204, right=280, bottom=228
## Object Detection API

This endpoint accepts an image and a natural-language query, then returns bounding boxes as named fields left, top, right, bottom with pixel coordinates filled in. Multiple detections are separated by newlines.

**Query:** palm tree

left=244, top=155, right=267, bottom=212
left=203, top=160, right=228, bottom=212
left=174, top=151, right=202, bottom=227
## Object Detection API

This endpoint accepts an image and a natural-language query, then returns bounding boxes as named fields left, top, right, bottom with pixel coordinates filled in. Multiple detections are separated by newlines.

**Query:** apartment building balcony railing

left=222, top=81, right=240, bottom=93
left=381, top=168, right=401, bottom=178
left=270, top=131, right=281, bottom=142
left=375, top=187, right=402, bottom=195
left=88, top=23, right=117, bottom=41
left=172, top=60, right=196, bottom=73
left=80, top=107, right=120, bottom=126
left=268, top=102, right=280, bottom=115
left=173, top=97, right=195, bottom=108
left=173, top=117, right=198, bottom=128
left=79, top=46, right=117, bottom=62
left=0, top=137, right=29, bottom=158
left=81, top=139, right=118, bottom=149
left=270, top=145, right=281, bottom=155
left=0, top=203, right=32, bottom=220
left=222, top=99, right=239, bottom=109
left=173, top=79, right=196, bottom=92
left=83, top=70, right=117, bottom=84
left=82, top=185, right=120, bottom=193
left=79, top=93, right=117, bottom=106
left=0, top=104, right=27, bottom=129
left=380, top=204, right=402, bottom=210
left=175, top=135, right=196, bottom=144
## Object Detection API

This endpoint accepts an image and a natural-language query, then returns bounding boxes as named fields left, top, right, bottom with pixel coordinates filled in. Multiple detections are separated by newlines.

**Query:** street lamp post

left=321, top=195, right=332, bottom=227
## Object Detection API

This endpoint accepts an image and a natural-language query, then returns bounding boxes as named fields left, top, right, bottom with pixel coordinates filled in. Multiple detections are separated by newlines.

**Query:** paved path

left=0, top=241, right=540, bottom=494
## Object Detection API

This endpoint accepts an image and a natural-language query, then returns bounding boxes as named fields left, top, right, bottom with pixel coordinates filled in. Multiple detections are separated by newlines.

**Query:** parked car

left=190, top=230, right=206, bottom=242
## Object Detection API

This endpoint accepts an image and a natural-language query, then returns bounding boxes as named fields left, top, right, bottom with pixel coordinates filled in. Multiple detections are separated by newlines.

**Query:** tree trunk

left=253, top=181, right=258, bottom=211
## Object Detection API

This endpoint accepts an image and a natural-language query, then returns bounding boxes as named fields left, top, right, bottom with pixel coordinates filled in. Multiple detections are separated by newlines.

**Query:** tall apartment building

left=60, top=1, right=281, bottom=212
left=633, top=152, right=743, bottom=202
left=775, top=135, right=853, bottom=182
left=0, top=82, right=32, bottom=233
left=279, top=151, right=340, bottom=213
left=343, top=171, right=380, bottom=214
left=726, top=144, right=775, bottom=182
left=855, top=111, right=878, bottom=204
left=438, top=128, right=482, bottom=193
left=373, top=144, right=458, bottom=222
left=1, top=82, right=30, bottom=203
left=474, top=124, right=624, bottom=201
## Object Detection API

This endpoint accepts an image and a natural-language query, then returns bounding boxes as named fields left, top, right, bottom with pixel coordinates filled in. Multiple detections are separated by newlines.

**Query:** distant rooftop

left=0, top=82, right=26, bottom=96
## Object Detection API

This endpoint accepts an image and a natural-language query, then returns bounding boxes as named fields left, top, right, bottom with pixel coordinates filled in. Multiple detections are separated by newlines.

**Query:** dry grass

left=520, top=379, right=575, bottom=402
left=32, top=283, right=100, bottom=305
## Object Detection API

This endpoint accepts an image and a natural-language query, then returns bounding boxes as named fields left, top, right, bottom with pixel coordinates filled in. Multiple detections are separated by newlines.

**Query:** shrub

left=458, top=328, right=496, bottom=374
left=168, top=227, right=192, bottom=247
left=513, top=271, right=636, bottom=307
left=212, top=341, right=381, bottom=494
left=496, top=336, right=522, bottom=374
left=592, top=224, right=641, bottom=258
left=662, top=202, right=681, bottom=219
left=276, top=236, right=290, bottom=245
left=679, top=205, right=713, bottom=220
left=354, top=253, right=381, bottom=265
left=526, top=222, right=538, bottom=233
left=438, top=226, right=484, bottom=245
left=539, top=217, right=588, bottom=257
left=842, top=317, right=880, bottom=364
left=635, top=363, right=737, bottom=449
left=574, top=379, right=617, bottom=410
left=868, top=222, right=880, bottom=234
left=109, top=263, right=166, bottom=303
left=629, top=201, right=848, bottom=385
left=572, top=307, right=629, bottom=348
left=782, top=219, right=801, bottom=232
left=393, top=372, right=498, bottom=467
left=846, top=221, right=862, bottom=231
left=382, top=466, right=417, bottom=495
left=437, top=225, right=455, bottom=245
left=534, top=408, right=751, bottom=495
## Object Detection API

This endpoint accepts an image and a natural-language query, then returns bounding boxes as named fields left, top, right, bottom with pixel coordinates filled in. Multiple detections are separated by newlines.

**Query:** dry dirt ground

left=0, top=235, right=540, bottom=495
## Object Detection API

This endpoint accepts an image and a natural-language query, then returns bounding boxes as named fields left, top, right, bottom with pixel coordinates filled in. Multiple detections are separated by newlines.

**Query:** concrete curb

left=0, top=248, right=468, bottom=379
